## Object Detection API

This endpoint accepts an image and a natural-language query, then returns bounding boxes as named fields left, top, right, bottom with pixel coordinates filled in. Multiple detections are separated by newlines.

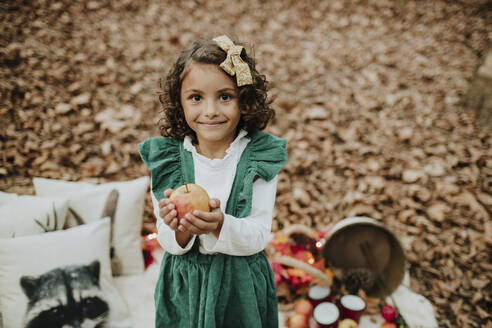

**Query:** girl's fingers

left=168, top=217, right=179, bottom=231
left=160, top=204, right=177, bottom=230
left=159, top=203, right=175, bottom=219
left=180, top=214, right=215, bottom=234
left=158, top=198, right=171, bottom=210
left=164, top=209, right=177, bottom=222
left=193, top=210, right=221, bottom=223
left=159, top=190, right=174, bottom=209
left=179, top=223, right=206, bottom=235
left=209, top=198, right=220, bottom=209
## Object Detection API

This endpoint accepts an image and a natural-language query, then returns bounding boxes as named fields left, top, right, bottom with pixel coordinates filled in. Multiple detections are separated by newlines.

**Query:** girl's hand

left=158, top=189, right=179, bottom=231
left=178, top=198, right=224, bottom=238
left=159, top=189, right=193, bottom=248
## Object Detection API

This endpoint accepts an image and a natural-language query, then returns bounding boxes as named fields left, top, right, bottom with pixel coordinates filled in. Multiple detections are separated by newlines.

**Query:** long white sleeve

left=201, top=176, right=278, bottom=256
left=151, top=190, right=196, bottom=255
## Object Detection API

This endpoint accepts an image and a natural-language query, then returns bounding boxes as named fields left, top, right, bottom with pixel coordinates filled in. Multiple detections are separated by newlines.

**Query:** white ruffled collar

left=183, top=129, right=249, bottom=162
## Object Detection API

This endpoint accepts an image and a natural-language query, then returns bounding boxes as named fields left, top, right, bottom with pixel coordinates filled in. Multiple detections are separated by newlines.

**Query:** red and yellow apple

left=288, top=313, right=309, bottom=328
left=339, top=318, right=358, bottom=328
left=169, top=183, right=210, bottom=221
left=294, top=298, right=313, bottom=317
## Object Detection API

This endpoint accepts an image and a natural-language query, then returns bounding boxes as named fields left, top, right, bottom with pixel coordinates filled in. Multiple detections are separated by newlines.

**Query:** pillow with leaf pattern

left=33, top=177, right=149, bottom=276
left=0, top=194, right=68, bottom=238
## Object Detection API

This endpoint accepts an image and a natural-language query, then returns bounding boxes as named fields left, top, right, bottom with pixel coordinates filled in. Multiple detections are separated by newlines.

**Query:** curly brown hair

left=158, top=38, right=274, bottom=143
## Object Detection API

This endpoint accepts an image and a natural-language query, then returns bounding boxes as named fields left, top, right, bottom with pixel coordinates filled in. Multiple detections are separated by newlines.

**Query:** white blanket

left=113, top=250, right=162, bottom=327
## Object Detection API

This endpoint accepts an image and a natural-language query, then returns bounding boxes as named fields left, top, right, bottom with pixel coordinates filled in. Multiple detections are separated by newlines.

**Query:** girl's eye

left=190, top=95, right=201, bottom=102
left=220, top=94, right=232, bottom=101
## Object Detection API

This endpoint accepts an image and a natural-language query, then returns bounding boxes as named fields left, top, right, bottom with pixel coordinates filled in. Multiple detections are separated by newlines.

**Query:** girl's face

left=180, top=63, right=240, bottom=153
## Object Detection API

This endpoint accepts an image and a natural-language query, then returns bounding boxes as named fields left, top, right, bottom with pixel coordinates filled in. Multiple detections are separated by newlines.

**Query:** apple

left=294, top=298, right=313, bottom=317
left=339, top=318, right=358, bottom=328
left=288, top=313, right=309, bottom=328
left=381, top=322, right=397, bottom=328
left=169, top=183, right=210, bottom=220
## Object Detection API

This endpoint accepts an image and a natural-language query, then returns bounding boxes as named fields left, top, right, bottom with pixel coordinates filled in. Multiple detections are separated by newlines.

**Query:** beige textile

left=213, top=35, right=253, bottom=87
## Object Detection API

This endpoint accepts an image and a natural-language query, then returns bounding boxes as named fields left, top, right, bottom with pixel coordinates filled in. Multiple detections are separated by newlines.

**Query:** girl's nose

left=204, top=99, right=218, bottom=117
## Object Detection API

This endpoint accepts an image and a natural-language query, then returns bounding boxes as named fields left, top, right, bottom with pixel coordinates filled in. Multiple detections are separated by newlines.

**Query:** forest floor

left=1, top=0, right=491, bottom=326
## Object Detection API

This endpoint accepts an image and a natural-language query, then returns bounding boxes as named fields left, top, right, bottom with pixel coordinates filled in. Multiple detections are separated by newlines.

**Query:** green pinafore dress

left=138, top=131, right=287, bottom=328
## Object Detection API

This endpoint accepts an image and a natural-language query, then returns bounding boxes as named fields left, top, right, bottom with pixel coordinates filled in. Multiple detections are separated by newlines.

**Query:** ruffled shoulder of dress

left=138, top=137, right=183, bottom=200
left=227, top=131, right=287, bottom=217
left=138, top=137, right=181, bottom=172
left=247, top=131, right=287, bottom=182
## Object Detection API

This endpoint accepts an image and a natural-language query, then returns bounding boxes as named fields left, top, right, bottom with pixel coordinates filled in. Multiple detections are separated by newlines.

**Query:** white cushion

left=63, top=188, right=113, bottom=228
left=33, top=177, right=149, bottom=276
left=0, top=191, right=19, bottom=205
left=0, top=194, right=68, bottom=238
left=0, top=218, right=132, bottom=328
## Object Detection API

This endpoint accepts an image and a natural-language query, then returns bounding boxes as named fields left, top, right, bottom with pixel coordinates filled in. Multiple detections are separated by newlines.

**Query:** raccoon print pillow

left=0, top=218, right=132, bottom=328
left=20, top=261, right=109, bottom=328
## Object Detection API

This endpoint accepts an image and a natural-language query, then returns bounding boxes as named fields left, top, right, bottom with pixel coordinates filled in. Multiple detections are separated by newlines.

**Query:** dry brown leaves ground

left=1, top=0, right=491, bottom=326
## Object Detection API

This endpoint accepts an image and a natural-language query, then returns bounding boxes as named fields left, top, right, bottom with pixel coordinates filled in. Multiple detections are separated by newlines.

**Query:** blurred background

left=1, top=0, right=491, bottom=326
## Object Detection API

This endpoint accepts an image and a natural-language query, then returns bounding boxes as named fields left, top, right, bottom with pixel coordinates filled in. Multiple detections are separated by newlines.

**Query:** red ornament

left=381, top=304, right=398, bottom=322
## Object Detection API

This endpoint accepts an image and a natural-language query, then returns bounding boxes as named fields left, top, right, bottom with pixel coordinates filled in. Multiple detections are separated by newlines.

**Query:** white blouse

left=151, top=130, right=278, bottom=256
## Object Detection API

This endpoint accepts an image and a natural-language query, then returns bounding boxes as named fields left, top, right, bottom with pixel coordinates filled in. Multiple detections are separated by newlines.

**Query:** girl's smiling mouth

left=199, top=121, right=226, bottom=126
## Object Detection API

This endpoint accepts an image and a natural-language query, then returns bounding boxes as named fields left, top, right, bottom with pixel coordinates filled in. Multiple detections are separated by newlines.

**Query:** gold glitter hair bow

left=213, top=35, right=253, bottom=87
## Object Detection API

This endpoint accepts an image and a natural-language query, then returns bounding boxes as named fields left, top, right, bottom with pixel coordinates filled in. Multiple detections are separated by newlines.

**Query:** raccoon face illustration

left=20, top=260, right=110, bottom=328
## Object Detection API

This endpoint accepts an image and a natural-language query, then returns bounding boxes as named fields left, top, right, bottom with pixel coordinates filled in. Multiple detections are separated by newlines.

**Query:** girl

left=138, top=35, right=287, bottom=328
